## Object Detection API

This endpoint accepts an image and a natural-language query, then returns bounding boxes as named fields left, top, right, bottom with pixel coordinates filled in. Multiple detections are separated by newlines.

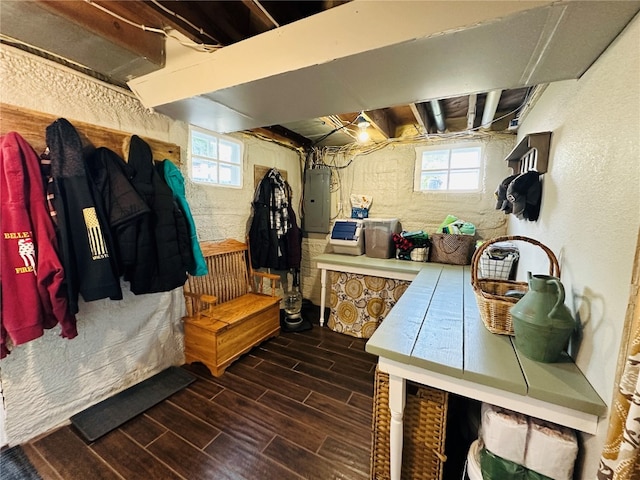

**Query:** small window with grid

left=189, top=125, right=243, bottom=188
left=414, top=144, right=482, bottom=192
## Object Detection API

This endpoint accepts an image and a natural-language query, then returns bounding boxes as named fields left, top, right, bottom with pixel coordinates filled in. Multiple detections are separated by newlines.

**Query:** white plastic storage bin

left=363, top=218, right=400, bottom=258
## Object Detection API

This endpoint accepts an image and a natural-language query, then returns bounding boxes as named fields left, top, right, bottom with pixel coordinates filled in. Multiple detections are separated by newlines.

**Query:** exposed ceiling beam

left=36, top=1, right=165, bottom=66
left=364, top=109, right=395, bottom=139
left=242, top=0, right=280, bottom=28
left=154, top=0, right=254, bottom=45
left=251, top=125, right=311, bottom=149
left=129, top=1, right=555, bottom=110
left=323, top=1, right=351, bottom=8
left=0, top=0, right=166, bottom=83
left=144, top=1, right=222, bottom=45
left=409, top=103, right=431, bottom=135
left=124, top=1, right=639, bottom=138
left=467, top=93, right=478, bottom=131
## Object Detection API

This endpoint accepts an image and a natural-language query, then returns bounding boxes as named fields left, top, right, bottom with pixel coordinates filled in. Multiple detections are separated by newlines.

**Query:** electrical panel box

left=303, top=168, right=331, bottom=233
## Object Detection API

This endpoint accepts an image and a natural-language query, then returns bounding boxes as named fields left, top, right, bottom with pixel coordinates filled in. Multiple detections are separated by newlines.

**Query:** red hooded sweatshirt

left=1, top=132, right=77, bottom=358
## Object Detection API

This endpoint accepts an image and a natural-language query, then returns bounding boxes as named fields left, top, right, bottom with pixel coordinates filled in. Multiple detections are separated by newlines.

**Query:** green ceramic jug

left=510, top=273, right=576, bottom=363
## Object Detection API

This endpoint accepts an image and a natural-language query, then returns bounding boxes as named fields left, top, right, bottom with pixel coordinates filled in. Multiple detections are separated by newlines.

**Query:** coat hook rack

left=505, top=131, right=552, bottom=174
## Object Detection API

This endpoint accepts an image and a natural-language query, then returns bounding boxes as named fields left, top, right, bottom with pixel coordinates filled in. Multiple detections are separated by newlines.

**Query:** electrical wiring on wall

left=303, top=91, right=533, bottom=223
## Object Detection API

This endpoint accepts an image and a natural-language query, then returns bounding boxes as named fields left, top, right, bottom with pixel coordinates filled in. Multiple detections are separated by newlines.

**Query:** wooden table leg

left=320, top=268, right=327, bottom=327
left=389, top=373, right=406, bottom=480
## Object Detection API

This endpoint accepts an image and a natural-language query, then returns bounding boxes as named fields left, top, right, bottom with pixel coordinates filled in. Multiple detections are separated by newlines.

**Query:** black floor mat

left=0, top=445, right=42, bottom=480
left=70, top=366, right=195, bottom=442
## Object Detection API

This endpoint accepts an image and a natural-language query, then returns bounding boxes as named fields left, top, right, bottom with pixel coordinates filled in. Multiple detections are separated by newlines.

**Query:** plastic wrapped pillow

left=524, top=418, right=578, bottom=480
left=480, top=403, right=528, bottom=465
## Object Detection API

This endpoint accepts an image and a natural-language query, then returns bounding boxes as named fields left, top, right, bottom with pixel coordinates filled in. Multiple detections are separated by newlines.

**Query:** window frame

left=188, top=125, right=244, bottom=189
left=414, top=143, right=483, bottom=193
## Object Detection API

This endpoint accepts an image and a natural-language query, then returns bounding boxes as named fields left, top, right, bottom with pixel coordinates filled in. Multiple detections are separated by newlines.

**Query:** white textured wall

left=509, top=15, right=640, bottom=478
left=0, top=45, right=187, bottom=446
left=188, top=135, right=303, bottom=243
left=0, top=45, right=302, bottom=445
left=301, top=135, right=516, bottom=304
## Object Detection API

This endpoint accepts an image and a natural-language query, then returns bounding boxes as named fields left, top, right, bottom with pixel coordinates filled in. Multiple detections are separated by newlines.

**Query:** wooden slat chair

left=182, top=238, right=281, bottom=376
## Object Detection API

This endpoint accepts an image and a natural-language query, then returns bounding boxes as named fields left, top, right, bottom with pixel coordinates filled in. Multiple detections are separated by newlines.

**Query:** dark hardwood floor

left=22, top=322, right=378, bottom=480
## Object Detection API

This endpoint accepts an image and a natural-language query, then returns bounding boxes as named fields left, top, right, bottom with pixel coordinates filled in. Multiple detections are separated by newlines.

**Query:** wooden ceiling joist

left=145, top=1, right=222, bottom=45
left=409, top=103, right=431, bottom=135
left=251, top=125, right=311, bottom=150
left=467, top=93, right=478, bottom=131
left=35, top=0, right=165, bottom=66
left=242, top=0, right=280, bottom=29
left=364, top=109, right=395, bottom=140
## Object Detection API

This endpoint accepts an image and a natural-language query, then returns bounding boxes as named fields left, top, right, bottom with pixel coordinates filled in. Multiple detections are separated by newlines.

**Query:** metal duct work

left=480, top=89, right=502, bottom=130
left=430, top=100, right=446, bottom=133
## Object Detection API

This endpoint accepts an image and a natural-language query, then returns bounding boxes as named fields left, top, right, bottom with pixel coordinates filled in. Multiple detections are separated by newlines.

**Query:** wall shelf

left=505, top=132, right=551, bottom=174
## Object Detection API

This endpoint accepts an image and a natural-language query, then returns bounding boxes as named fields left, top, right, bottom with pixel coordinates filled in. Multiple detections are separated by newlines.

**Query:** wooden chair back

left=183, top=238, right=280, bottom=317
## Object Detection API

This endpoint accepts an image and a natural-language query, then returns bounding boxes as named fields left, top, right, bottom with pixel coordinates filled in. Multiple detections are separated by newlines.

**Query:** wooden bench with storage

left=182, top=239, right=281, bottom=376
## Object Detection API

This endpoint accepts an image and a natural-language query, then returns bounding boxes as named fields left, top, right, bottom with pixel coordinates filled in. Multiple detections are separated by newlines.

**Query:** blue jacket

left=159, top=160, right=208, bottom=276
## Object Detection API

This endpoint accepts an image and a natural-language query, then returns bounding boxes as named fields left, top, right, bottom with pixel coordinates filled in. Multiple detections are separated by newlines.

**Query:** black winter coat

left=85, top=147, right=150, bottom=276
left=46, top=118, right=122, bottom=313
left=126, top=135, right=189, bottom=294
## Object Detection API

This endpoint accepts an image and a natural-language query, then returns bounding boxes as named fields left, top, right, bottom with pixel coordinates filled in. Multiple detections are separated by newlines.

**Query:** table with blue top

left=316, top=255, right=607, bottom=480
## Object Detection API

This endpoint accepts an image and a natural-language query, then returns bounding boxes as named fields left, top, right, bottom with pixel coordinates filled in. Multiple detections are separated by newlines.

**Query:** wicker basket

left=471, top=235, right=560, bottom=335
left=429, top=233, right=476, bottom=265
left=371, top=368, right=448, bottom=480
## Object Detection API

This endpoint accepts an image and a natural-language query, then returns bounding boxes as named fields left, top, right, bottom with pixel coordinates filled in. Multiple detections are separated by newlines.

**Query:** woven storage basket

left=371, top=368, right=448, bottom=480
left=471, top=235, right=560, bottom=335
left=429, top=233, right=476, bottom=265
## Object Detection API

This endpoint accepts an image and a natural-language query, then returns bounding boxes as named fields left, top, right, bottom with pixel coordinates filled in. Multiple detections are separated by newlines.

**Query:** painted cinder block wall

left=300, top=135, right=516, bottom=305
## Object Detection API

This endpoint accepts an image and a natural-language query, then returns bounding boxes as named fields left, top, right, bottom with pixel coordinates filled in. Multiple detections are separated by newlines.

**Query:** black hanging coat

left=126, top=135, right=189, bottom=294
left=85, top=147, right=150, bottom=276
left=46, top=118, right=122, bottom=313
left=249, top=169, right=301, bottom=270
left=250, top=176, right=283, bottom=270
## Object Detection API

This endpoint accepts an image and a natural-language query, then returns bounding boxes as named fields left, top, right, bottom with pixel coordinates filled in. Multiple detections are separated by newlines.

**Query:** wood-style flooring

left=22, top=323, right=380, bottom=480
left=20, top=318, right=475, bottom=480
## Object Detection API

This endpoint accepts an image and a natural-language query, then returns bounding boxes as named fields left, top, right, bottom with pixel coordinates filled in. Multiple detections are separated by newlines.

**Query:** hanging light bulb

left=357, top=129, right=370, bottom=142
left=356, top=113, right=370, bottom=129
left=356, top=112, right=370, bottom=142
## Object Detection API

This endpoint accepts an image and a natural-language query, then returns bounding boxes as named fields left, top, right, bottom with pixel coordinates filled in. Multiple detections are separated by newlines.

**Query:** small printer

left=329, top=219, right=365, bottom=255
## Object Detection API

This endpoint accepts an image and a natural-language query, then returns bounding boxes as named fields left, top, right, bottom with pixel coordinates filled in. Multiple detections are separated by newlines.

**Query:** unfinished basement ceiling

left=1, top=1, right=639, bottom=148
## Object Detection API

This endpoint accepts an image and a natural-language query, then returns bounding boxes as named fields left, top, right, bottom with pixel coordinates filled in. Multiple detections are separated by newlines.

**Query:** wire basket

left=371, top=368, right=448, bottom=480
left=471, top=235, right=560, bottom=335
left=479, top=249, right=518, bottom=281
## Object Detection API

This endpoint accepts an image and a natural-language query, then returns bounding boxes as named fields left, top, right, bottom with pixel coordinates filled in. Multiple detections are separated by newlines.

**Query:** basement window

left=414, top=144, right=482, bottom=192
left=189, top=126, right=243, bottom=188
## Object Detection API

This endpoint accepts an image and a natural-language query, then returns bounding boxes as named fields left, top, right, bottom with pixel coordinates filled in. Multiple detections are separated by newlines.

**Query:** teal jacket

left=159, top=160, right=208, bottom=276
